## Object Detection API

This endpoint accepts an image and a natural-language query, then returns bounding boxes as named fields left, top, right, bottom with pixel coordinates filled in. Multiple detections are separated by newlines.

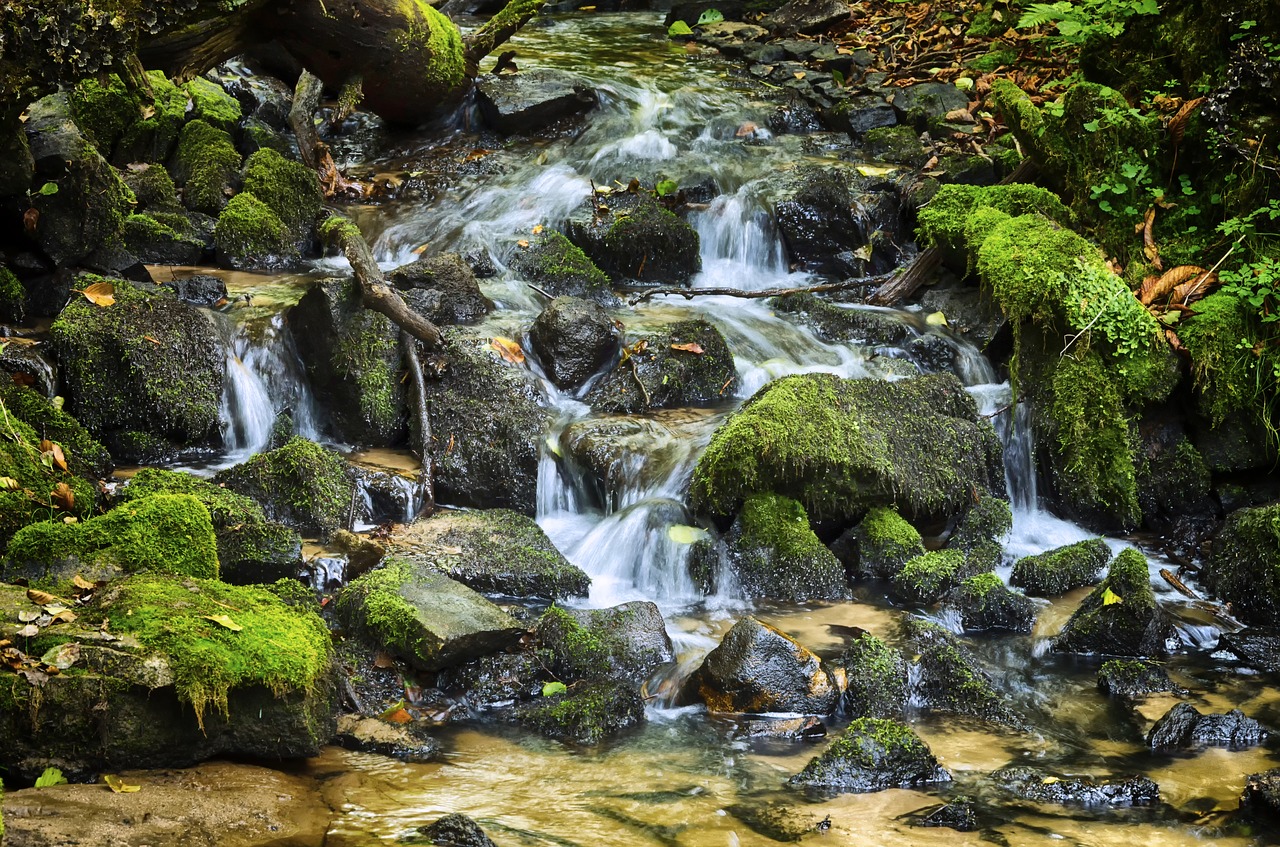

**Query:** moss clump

left=6, top=493, right=218, bottom=582
left=213, top=192, right=293, bottom=268
left=68, top=73, right=135, bottom=154
left=515, top=680, right=645, bottom=745
left=848, top=506, right=925, bottom=580
left=968, top=47, right=1017, bottom=73
left=511, top=230, right=611, bottom=302
left=411, top=0, right=468, bottom=89
left=727, top=492, right=847, bottom=601
left=1179, top=291, right=1264, bottom=429
left=115, top=71, right=189, bottom=164
left=839, top=632, right=908, bottom=719
left=948, top=493, right=1011, bottom=573
left=892, top=549, right=972, bottom=605
left=861, top=125, right=928, bottom=166
left=0, top=382, right=112, bottom=478
left=1010, top=537, right=1111, bottom=596
left=96, top=573, right=332, bottom=724
left=335, top=558, right=421, bottom=656
left=0, top=267, right=23, bottom=324
left=536, top=604, right=612, bottom=681
left=945, top=572, right=1037, bottom=633
left=1052, top=547, right=1172, bottom=657
left=1097, top=658, right=1181, bottom=698
left=902, top=617, right=1020, bottom=725
left=120, top=212, right=204, bottom=262
left=173, top=119, right=242, bottom=214
left=182, top=77, right=242, bottom=130
left=1206, top=504, right=1280, bottom=627
left=216, top=436, right=352, bottom=536
left=0, top=401, right=97, bottom=547
left=123, top=163, right=181, bottom=212
left=788, top=717, right=948, bottom=793
left=919, top=185, right=1072, bottom=254
left=241, top=148, right=322, bottom=235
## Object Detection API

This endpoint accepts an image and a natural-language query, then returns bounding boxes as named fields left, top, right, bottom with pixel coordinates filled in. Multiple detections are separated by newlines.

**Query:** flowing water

left=182, top=12, right=1276, bottom=845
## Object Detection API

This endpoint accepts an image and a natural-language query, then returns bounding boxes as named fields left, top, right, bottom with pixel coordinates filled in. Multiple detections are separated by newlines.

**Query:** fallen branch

left=625, top=276, right=882, bottom=305
left=400, top=330, right=436, bottom=517
left=288, top=69, right=326, bottom=171
left=1159, top=567, right=1199, bottom=600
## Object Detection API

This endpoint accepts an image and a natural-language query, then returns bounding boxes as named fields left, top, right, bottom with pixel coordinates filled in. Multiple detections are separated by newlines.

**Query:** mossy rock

left=583, top=319, right=737, bottom=414
left=387, top=508, right=589, bottom=600
left=772, top=166, right=878, bottom=276
left=691, top=372, right=1005, bottom=525
left=67, top=73, right=136, bottom=156
left=213, top=191, right=297, bottom=271
left=172, top=119, right=241, bottom=215
left=1179, top=291, right=1265, bottom=433
left=121, top=212, right=205, bottom=264
left=50, top=278, right=224, bottom=449
left=1010, top=537, right=1110, bottom=597
left=566, top=192, right=701, bottom=285
left=837, top=506, right=925, bottom=581
left=240, top=147, right=322, bottom=237
left=1052, top=548, right=1175, bottom=657
left=114, top=71, right=189, bottom=165
left=891, top=549, right=975, bottom=605
left=947, top=493, right=1011, bottom=574
left=182, top=77, right=243, bottom=131
left=788, top=718, right=950, bottom=794
left=388, top=252, right=494, bottom=326
left=1134, top=420, right=1214, bottom=533
left=515, top=680, right=645, bottom=745
left=941, top=572, right=1036, bottom=633
left=838, top=632, right=908, bottom=719
left=535, top=602, right=674, bottom=685
left=1097, top=659, right=1185, bottom=698
left=716, top=492, right=848, bottom=602
left=5, top=493, right=218, bottom=586
left=861, top=125, right=929, bottom=168
left=122, top=163, right=181, bottom=213
left=0, top=381, right=111, bottom=479
left=0, top=267, right=24, bottom=324
left=772, top=292, right=913, bottom=348
left=1205, top=504, right=1280, bottom=627
left=901, top=617, right=1022, bottom=726
left=0, top=399, right=98, bottom=549
left=215, top=437, right=354, bottom=537
left=510, top=231, right=614, bottom=304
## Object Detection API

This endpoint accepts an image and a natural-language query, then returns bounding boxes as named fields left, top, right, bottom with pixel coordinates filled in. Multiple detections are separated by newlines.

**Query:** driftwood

left=625, top=276, right=883, bottom=305
left=288, top=70, right=326, bottom=171
left=400, top=330, right=437, bottom=516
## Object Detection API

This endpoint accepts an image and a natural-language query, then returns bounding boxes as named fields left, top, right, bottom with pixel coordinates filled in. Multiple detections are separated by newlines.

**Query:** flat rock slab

left=476, top=69, right=598, bottom=134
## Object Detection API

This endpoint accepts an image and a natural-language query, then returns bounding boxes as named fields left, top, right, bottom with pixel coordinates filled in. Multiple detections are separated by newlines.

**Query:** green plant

left=34, top=767, right=66, bottom=788
left=1017, top=0, right=1158, bottom=46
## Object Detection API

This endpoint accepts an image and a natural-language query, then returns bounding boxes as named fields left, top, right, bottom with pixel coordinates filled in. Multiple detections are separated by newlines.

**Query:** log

left=625, top=276, right=884, bottom=304
left=400, top=330, right=437, bottom=515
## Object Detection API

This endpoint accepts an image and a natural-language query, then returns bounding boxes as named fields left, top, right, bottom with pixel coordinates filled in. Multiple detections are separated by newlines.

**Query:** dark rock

left=788, top=718, right=951, bottom=794
left=388, top=252, right=493, bottom=325
left=528, top=296, right=620, bottom=390
left=769, top=102, right=824, bottom=135
left=584, top=319, right=736, bottom=414
left=0, top=124, right=34, bottom=196
left=901, top=618, right=1021, bottom=726
left=838, top=631, right=909, bottom=719
left=992, top=766, right=1159, bottom=806
left=910, top=799, right=978, bottom=831
left=537, top=602, right=674, bottom=684
left=861, top=125, right=929, bottom=167
left=735, top=716, right=827, bottom=740
left=888, top=82, right=971, bottom=131
left=1052, top=548, right=1177, bottom=657
left=941, top=573, right=1037, bottom=633
left=891, top=549, right=979, bottom=605
left=1206, top=503, right=1280, bottom=627
left=772, top=292, right=912, bottom=348
left=566, top=192, right=701, bottom=285
left=515, top=680, right=645, bottom=745
left=1217, top=628, right=1280, bottom=673
left=407, top=813, right=499, bottom=847
left=334, top=714, right=441, bottom=763
left=351, top=465, right=431, bottom=526
left=946, top=492, right=1012, bottom=574
left=716, top=492, right=848, bottom=602
left=1135, top=418, right=1216, bottom=535
left=436, top=650, right=548, bottom=707
left=834, top=506, right=925, bottom=581
left=476, top=69, right=598, bottom=134
left=1146, top=702, right=1268, bottom=750
left=0, top=344, right=57, bottom=399
left=682, top=617, right=839, bottom=715
left=216, top=437, right=354, bottom=537
left=1010, top=537, right=1110, bottom=596
left=510, top=231, right=615, bottom=304
left=1097, top=659, right=1186, bottom=698
left=763, top=0, right=851, bottom=35
left=916, top=278, right=1006, bottom=351
left=824, top=95, right=898, bottom=135
left=163, top=273, right=228, bottom=307
left=1241, top=769, right=1280, bottom=820
left=724, top=803, right=824, bottom=842
left=120, top=212, right=206, bottom=264
left=560, top=414, right=709, bottom=512
left=773, top=167, right=875, bottom=276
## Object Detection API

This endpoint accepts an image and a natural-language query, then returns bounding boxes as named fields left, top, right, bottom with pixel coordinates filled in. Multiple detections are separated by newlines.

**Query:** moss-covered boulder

left=535, top=602, right=674, bottom=685
left=1205, top=504, right=1280, bottom=627
left=288, top=279, right=406, bottom=446
left=835, top=506, right=925, bottom=581
left=386, top=508, right=589, bottom=599
left=0, top=402, right=98, bottom=549
left=941, top=572, right=1036, bottom=633
left=388, top=252, right=493, bottom=326
left=584, top=319, right=736, bottom=414
left=335, top=557, right=525, bottom=672
left=120, top=212, right=206, bottom=264
left=5, top=493, right=218, bottom=585
left=122, top=163, right=181, bottom=213
left=788, top=718, right=950, bottom=794
left=240, top=148, right=322, bottom=240
left=1097, top=659, right=1184, bottom=698
left=511, top=231, right=615, bottom=304
left=172, top=119, right=241, bottom=215
left=0, top=575, right=336, bottom=778
left=213, top=192, right=297, bottom=270
left=215, top=437, right=354, bottom=537
left=515, top=680, right=645, bottom=745
left=838, top=632, right=908, bottom=719
left=1134, top=419, right=1215, bottom=535
left=690, top=372, right=1005, bottom=524
left=112, top=71, right=189, bottom=166
left=528, top=296, right=620, bottom=391
left=682, top=617, right=839, bottom=715
left=891, top=550, right=975, bottom=605
left=1010, top=537, right=1110, bottom=597
left=183, top=77, right=243, bottom=131
left=714, top=493, right=847, bottom=602
left=51, top=278, right=224, bottom=455
left=901, top=617, right=1021, bottom=726
left=947, top=493, right=1012, bottom=574
left=0, top=382, right=111, bottom=479
left=1052, top=548, right=1175, bottom=657
left=117, top=468, right=302, bottom=585
left=566, top=193, right=701, bottom=285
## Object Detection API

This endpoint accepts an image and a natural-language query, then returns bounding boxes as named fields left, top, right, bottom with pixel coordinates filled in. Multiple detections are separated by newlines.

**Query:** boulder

left=940, top=573, right=1036, bottom=633
left=763, top=0, right=851, bottom=35
left=163, top=273, right=229, bottom=307
left=891, top=550, right=977, bottom=605
left=216, top=437, right=354, bottom=537
left=788, top=718, right=950, bottom=794
left=584, top=319, right=736, bottom=414
left=1134, top=418, right=1215, bottom=536
left=838, top=631, right=909, bottom=719
left=887, top=82, right=972, bottom=131
left=1217, top=628, right=1280, bottom=673
left=682, top=617, right=839, bottom=715
left=405, top=813, right=499, bottom=847
left=824, top=95, right=898, bottom=135
left=690, top=372, right=1006, bottom=525
left=335, top=557, right=525, bottom=671
left=901, top=618, right=1021, bottom=726
left=1205, top=503, right=1280, bottom=627
left=436, top=650, right=548, bottom=708
left=528, top=296, right=620, bottom=390
left=120, top=212, right=206, bottom=264
left=773, top=167, right=876, bottom=276
left=566, top=192, right=701, bottom=285
left=1010, top=537, right=1110, bottom=596
left=475, top=69, right=598, bottom=135
left=172, top=120, right=242, bottom=216
left=387, top=508, right=589, bottom=599
left=714, top=493, right=848, bottom=602
left=333, top=714, right=441, bottom=763
left=834, top=506, right=924, bottom=581
left=515, top=680, right=645, bottom=745
left=388, top=252, right=493, bottom=325
left=917, top=280, right=1006, bottom=351
left=1146, top=702, right=1268, bottom=751
left=0, top=381, right=111, bottom=479
left=536, top=602, right=674, bottom=684
left=1096, top=659, right=1186, bottom=698
left=991, top=766, right=1159, bottom=807
left=1242, top=769, right=1280, bottom=820
left=946, top=493, right=1012, bottom=574
left=560, top=413, right=708, bottom=511
left=0, top=124, right=34, bottom=197
left=510, top=231, right=615, bottom=304
left=1051, top=548, right=1176, bottom=657
left=771, top=294, right=912, bottom=350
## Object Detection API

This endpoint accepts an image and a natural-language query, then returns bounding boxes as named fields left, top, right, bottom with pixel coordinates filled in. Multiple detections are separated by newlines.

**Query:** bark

left=288, top=69, right=326, bottom=171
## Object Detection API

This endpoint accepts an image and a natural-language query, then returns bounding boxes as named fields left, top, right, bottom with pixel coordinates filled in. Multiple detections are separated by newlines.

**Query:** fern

left=1018, top=1, right=1074, bottom=29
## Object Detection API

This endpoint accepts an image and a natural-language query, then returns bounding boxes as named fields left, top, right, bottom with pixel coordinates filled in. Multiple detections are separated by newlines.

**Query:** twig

left=1180, top=233, right=1246, bottom=305
left=628, top=358, right=651, bottom=407
left=400, top=330, right=436, bottom=517
left=526, top=282, right=555, bottom=300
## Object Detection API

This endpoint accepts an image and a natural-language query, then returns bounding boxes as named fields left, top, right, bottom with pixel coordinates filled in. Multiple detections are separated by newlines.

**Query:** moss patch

left=892, top=549, right=972, bottom=605
left=1207, top=504, right=1280, bottom=627
left=848, top=506, right=925, bottom=580
left=0, top=400, right=97, bottom=547
left=0, top=381, right=111, bottom=478
left=1010, top=537, right=1111, bottom=596
left=727, top=492, right=847, bottom=601
left=839, top=632, right=908, bottom=719
left=241, top=148, right=322, bottom=235
left=173, top=119, right=241, bottom=215
left=215, top=436, right=352, bottom=537
left=1052, top=547, right=1172, bottom=657
left=182, top=77, right=242, bottom=130
left=213, top=192, right=293, bottom=269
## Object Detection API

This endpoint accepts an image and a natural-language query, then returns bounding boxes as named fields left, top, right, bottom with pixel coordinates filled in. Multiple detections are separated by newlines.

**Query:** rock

left=735, top=716, right=827, bottom=740
left=1052, top=548, right=1176, bottom=657
left=387, top=508, right=589, bottom=600
left=1, top=761, right=330, bottom=847
left=788, top=718, right=950, bottom=794
left=887, top=82, right=972, bottom=131
left=536, top=602, right=674, bottom=684
left=1134, top=418, right=1215, bottom=535
left=1097, top=659, right=1185, bottom=698
left=690, top=372, right=1006, bottom=525
left=834, top=506, right=925, bottom=580
left=288, top=278, right=406, bottom=445
left=336, top=557, right=525, bottom=671
left=528, top=296, right=620, bottom=390
left=406, top=813, right=499, bottom=847
left=682, top=617, right=839, bottom=715
left=824, top=95, right=898, bottom=135
left=763, top=0, right=851, bottom=35
left=1241, top=769, right=1280, bottom=820
left=838, top=631, right=909, bottom=719
left=475, top=69, right=598, bottom=134
left=0, top=381, right=110, bottom=478
left=510, top=231, right=615, bottom=304
left=724, top=803, right=824, bottom=842
left=1010, top=537, right=1110, bottom=596
left=216, top=437, right=355, bottom=537
left=715, top=493, right=848, bottom=602
left=120, top=212, right=206, bottom=264
left=1217, top=628, right=1280, bottom=673
left=560, top=413, right=709, bottom=511
left=436, top=650, right=548, bottom=708
left=334, top=714, right=441, bottom=763
left=515, top=680, right=645, bottom=745
left=1146, top=702, right=1268, bottom=750
left=773, top=167, right=876, bottom=275
left=946, top=492, right=1012, bottom=574
left=183, top=76, right=243, bottom=130
left=163, top=273, right=229, bottom=306
left=901, top=618, right=1021, bottom=726
left=891, top=550, right=978, bottom=605
left=941, top=573, right=1037, bottom=633
left=1205, top=503, right=1280, bottom=627
left=584, top=319, right=736, bottom=414
left=566, top=192, right=701, bottom=285
left=909, top=799, right=978, bottom=831
left=388, top=252, right=493, bottom=325
left=861, top=125, right=929, bottom=168
left=173, top=120, right=242, bottom=216
left=419, top=328, right=551, bottom=514
left=0, top=124, right=34, bottom=197
left=51, top=278, right=224, bottom=452
left=992, top=766, right=1159, bottom=807
left=213, top=192, right=299, bottom=270
left=917, top=279, right=1006, bottom=351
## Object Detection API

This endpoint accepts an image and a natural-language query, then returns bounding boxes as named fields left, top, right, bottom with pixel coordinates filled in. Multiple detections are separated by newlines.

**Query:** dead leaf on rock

left=735, top=121, right=758, bottom=137
left=72, top=574, right=95, bottom=591
left=384, top=707, right=413, bottom=724
left=41, top=642, right=80, bottom=670
left=16, top=624, right=39, bottom=638
left=26, top=588, right=60, bottom=606
left=490, top=337, right=525, bottom=364
left=103, top=774, right=141, bottom=793
left=79, top=282, right=116, bottom=307
left=17, top=610, right=38, bottom=622
left=203, top=614, right=243, bottom=632
left=670, top=342, right=704, bottom=354
left=373, top=651, right=396, bottom=669
left=23, top=207, right=39, bottom=237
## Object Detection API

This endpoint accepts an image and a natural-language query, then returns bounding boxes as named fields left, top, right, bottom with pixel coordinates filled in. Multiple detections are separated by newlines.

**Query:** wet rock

left=861, top=125, right=930, bottom=168
left=388, top=252, right=493, bottom=325
left=476, top=69, right=598, bottom=134
left=1134, top=418, right=1216, bottom=536
left=892, top=549, right=979, bottom=605
left=788, top=718, right=951, bottom=794
left=351, top=465, right=429, bottom=526
left=1146, top=702, right=1268, bottom=751
left=887, top=82, right=971, bottom=131
left=771, top=292, right=912, bottom=348
left=735, top=716, right=827, bottom=740
left=0, top=124, right=34, bottom=197
left=917, top=279, right=1006, bottom=351
left=1, top=761, right=331, bottom=847
left=163, top=273, right=228, bottom=306
left=725, top=803, right=824, bottom=842
left=833, top=506, right=925, bottom=581
left=51, top=277, right=224, bottom=452
left=824, top=95, right=898, bottom=135
left=336, top=557, right=525, bottom=671
left=566, top=192, right=701, bottom=285
left=419, top=328, right=551, bottom=514
left=1217, top=628, right=1280, bottom=673
left=1205, top=503, right=1280, bottom=627
left=528, top=296, right=620, bottom=390
left=515, top=680, right=645, bottom=745
left=1051, top=548, right=1176, bottom=657
left=289, top=278, right=406, bottom=445
left=510, top=231, right=616, bottom=304
left=173, top=119, right=241, bottom=216
left=437, top=650, right=548, bottom=707
left=838, top=631, right=909, bottom=719
left=121, top=212, right=207, bottom=264
left=770, top=101, right=825, bottom=135
left=331, top=529, right=387, bottom=581
left=1010, top=537, right=1110, bottom=596
left=334, top=714, right=441, bottom=763
left=0, top=380, right=110, bottom=479
left=387, top=508, right=589, bottom=600
left=773, top=167, right=876, bottom=276
left=717, top=492, right=848, bottom=602
left=584, top=319, right=736, bottom=414
left=991, top=766, right=1160, bottom=807
left=537, top=602, right=674, bottom=684
left=909, top=798, right=978, bottom=831
left=682, top=617, right=839, bottom=715
left=763, top=0, right=851, bottom=36
left=1097, top=659, right=1185, bottom=698
left=559, top=413, right=709, bottom=511
left=946, top=492, right=1012, bottom=575
left=216, top=436, right=355, bottom=537
left=941, top=573, right=1037, bottom=633
left=1241, top=769, right=1280, bottom=820
left=405, top=813, right=499, bottom=846
left=690, top=372, right=1006, bottom=526
left=901, top=618, right=1021, bottom=726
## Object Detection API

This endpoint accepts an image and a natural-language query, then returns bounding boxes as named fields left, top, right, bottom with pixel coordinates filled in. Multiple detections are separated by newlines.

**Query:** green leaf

left=542, top=681, right=568, bottom=697
left=668, top=20, right=693, bottom=36
left=1083, top=120, right=1100, bottom=132
left=37, top=182, right=59, bottom=196
left=1101, top=587, right=1124, bottom=606
left=655, top=179, right=678, bottom=197
left=831, top=69, right=845, bottom=87
left=696, top=8, right=724, bottom=24
left=36, top=767, right=67, bottom=788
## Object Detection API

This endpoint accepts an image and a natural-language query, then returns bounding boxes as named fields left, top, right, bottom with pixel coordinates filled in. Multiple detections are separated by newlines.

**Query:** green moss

left=962, top=571, right=1003, bottom=598
left=968, top=48, right=1017, bottom=73
left=1207, top=504, right=1280, bottom=627
left=214, top=436, right=351, bottom=536
left=182, top=77, right=242, bottom=130
left=528, top=231, right=608, bottom=289
left=213, top=192, right=292, bottom=265
left=331, top=302, right=400, bottom=436
left=537, top=604, right=612, bottom=681
left=839, top=633, right=908, bottom=719
left=0, top=398, right=97, bottom=546
left=515, top=680, right=643, bottom=745
left=1052, top=547, right=1168, bottom=656
left=120, top=212, right=201, bottom=258
left=827, top=717, right=920, bottom=766
left=335, top=558, right=421, bottom=654
left=319, top=214, right=362, bottom=246
left=597, top=200, right=700, bottom=282
left=241, top=148, right=322, bottom=234
left=901, top=617, right=1018, bottom=724
left=6, top=493, right=218, bottom=581
left=892, top=549, right=971, bottom=604
left=68, top=73, right=135, bottom=154
left=0, top=267, right=22, bottom=323
left=1010, top=537, right=1111, bottom=596
left=918, top=184, right=1073, bottom=254
left=862, top=125, right=927, bottom=165
left=1179, top=291, right=1261, bottom=429
left=260, top=577, right=321, bottom=614
left=174, top=119, right=242, bottom=214
left=97, top=573, right=332, bottom=723
left=114, top=71, right=189, bottom=163
left=124, top=163, right=180, bottom=212
left=991, top=78, right=1050, bottom=155
left=730, top=492, right=846, bottom=601
left=858, top=507, right=924, bottom=563
left=121, top=468, right=263, bottom=525
left=0, top=382, right=111, bottom=478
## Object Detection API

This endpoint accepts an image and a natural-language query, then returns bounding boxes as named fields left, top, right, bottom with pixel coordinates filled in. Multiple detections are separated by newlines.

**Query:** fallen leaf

left=103, top=774, right=141, bottom=793
left=411, top=243, right=430, bottom=255
left=667, top=525, right=709, bottom=544
left=516, top=239, right=530, bottom=248
left=203, top=614, right=243, bottom=631
left=735, top=121, right=759, bottom=137
left=944, top=108, right=975, bottom=123
left=670, top=342, right=704, bottom=354
left=17, top=610, right=39, bottom=622
left=49, top=609, right=77, bottom=624
left=384, top=708, right=413, bottom=724
left=35, top=767, right=66, bottom=788
left=925, top=311, right=948, bottom=327
left=23, top=207, right=39, bottom=236
left=143, top=335, right=160, bottom=345
left=79, top=282, right=116, bottom=307
left=16, top=624, right=39, bottom=637
left=26, top=588, right=60, bottom=606
left=1138, top=265, right=1207, bottom=305
left=373, top=651, right=397, bottom=669
left=531, top=224, right=544, bottom=235
left=1042, top=776, right=1061, bottom=785
left=1101, top=587, right=1124, bottom=606
left=0, top=476, right=19, bottom=490
left=41, top=642, right=80, bottom=670
left=11, top=372, right=34, bottom=387
left=490, top=337, right=525, bottom=364
left=793, top=71, right=806, bottom=80
left=52, top=482, right=74, bottom=510
left=72, top=575, right=95, bottom=591
left=542, top=681, right=568, bottom=696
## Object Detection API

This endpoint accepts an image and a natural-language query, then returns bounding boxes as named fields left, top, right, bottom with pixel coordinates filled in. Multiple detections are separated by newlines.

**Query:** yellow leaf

left=1101, top=587, right=1124, bottom=606
left=856, top=164, right=899, bottom=177
left=411, top=243, right=429, bottom=255
left=79, top=282, right=116, bottom=307
left=925, top=311, right=949, bottom=327
left=793, top=71, right=806, bottom=80
left=203, top=614, right=243, bottom=631
left=0, top=476, right=19, bottom=490
left=1042, top=776, right=1061, bottom=785
left=517, top=239, right=530, bottom=248
left=667, top=525, right=709, bottom=545
left=490, top=337, right=525, bottom=365
left=531, top=224, right=544, bottom=234
left=103, top=774, right=141, bottom=793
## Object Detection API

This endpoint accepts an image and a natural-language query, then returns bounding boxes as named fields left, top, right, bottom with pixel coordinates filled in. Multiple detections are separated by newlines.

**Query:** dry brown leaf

left=944, top=108, right=975, bottom=123
left=143, top=335, right=160, bottom=345
left=735, top=121, right=759, bottom=137
left=72, top=575, right=95, bottom=591
left=516, top=239, right=530, bottom=248
left=1171, top=270, right=1219, bottom=305
left=384, top=707, right=413, bottom=724
left=670, top=342, right=705, bottom=354
left=532, top=224, right=544, bottom=235
left=51, top=482, right=74, bottom=511
left=1166, top=328, right=1187, bottom=354
left=373, top=651, right=396, bottom=669
left=80, top=282, right=116, bottom=307
left=411, top=243, right=429, bottom=256
left=15, top=624, right=38, bottom=638
left=1168, top=97, right=1204, bottom=148
left=26, top=588, right=59, bottom=606
left=23, top=207, right=39, bottom=237
left=1140, top=206, right=1161, bottom=270
left=490, top=337, right=525, bottom=365
left=1138, top=265, right=1207, bottom=305
left=49, top=442, right=67, bottom=472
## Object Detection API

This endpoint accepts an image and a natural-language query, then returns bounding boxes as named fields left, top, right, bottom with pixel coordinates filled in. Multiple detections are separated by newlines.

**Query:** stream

left=164, top=12, right=1277, bottom=845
